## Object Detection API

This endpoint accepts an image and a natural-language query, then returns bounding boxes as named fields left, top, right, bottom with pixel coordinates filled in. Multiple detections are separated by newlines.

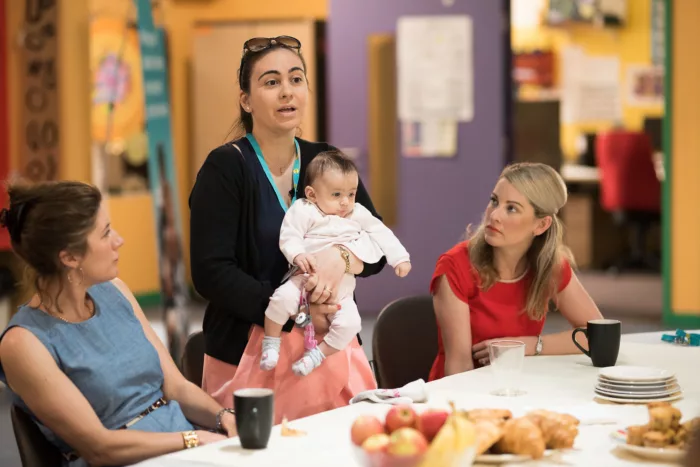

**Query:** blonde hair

left=468, top=162, right=574, bottom=320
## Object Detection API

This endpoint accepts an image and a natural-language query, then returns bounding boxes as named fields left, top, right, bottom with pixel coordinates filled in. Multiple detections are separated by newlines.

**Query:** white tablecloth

left=134, top=341, right=700, bottom=467
left=622, top=329, right=700, bottom=345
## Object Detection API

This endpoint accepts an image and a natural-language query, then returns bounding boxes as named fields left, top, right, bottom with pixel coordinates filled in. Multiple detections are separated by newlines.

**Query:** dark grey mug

left=233, top=388, right=274, bottom=449
left=572, top=319, right=621, bottom=367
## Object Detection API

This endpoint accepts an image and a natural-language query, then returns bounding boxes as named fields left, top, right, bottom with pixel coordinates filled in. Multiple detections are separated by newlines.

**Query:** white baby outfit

left=265, top=199, right=410, bottom=351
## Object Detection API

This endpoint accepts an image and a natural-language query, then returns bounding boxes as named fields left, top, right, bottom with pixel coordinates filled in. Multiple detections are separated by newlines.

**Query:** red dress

left=428, top=241, right=572, bottom=381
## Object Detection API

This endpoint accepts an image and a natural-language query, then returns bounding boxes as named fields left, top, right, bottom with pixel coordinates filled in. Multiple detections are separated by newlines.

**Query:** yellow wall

left=4, top=0, right=327, bottom=296
left=512, top=1, right=663, bottom=160
left=670, top=0, right=700, bottom=315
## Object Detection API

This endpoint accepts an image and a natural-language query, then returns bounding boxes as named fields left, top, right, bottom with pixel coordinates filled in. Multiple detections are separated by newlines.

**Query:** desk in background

left=559, top=156, right=663, bottom=270
left=560, top=163, right=620, bottom=270
left=561, top=153, right=665, bottom=184
left=561, top=163, right=600, bottom=184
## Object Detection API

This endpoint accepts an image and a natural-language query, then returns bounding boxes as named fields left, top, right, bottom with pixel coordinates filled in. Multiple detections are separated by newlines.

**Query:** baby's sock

left=260, top=336, right=281, bottom=371
left=292, top=347, right=326, bottom=376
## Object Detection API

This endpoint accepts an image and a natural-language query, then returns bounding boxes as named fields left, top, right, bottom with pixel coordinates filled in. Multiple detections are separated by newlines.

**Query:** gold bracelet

left=182, top=430, right=199, bottom=449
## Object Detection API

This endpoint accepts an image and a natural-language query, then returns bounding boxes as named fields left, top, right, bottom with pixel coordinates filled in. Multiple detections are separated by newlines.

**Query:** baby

left=261, top=150, right=411, bottom=376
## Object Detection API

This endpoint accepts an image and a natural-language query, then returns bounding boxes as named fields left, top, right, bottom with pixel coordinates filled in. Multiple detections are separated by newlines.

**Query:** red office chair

left=595, top=130, right=661, bottom=272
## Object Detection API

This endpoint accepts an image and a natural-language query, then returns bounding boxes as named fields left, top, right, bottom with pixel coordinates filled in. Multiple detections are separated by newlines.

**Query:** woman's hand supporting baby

left=304, top=248, right=347, bottom=304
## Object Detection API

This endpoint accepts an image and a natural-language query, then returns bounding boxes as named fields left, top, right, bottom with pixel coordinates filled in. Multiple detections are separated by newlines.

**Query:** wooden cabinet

left=562, top=190, right=626, bottom=270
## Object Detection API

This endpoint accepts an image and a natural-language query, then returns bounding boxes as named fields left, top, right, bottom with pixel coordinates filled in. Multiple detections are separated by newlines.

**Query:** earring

left=67, top=267, right=84, bottom=286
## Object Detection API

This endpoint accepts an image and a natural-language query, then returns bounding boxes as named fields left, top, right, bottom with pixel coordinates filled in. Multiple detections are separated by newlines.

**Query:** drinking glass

left=488, top=340, right=526, bottom=396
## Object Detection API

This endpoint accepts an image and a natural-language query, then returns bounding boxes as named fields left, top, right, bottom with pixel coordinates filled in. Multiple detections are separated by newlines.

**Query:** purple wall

left=328, top=0, right=506, bottom=313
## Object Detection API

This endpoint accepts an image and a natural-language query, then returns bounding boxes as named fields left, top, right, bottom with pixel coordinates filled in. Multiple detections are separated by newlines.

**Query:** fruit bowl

left=352, top=444, right=425, bottom=467
left=352, top=444, right=476, bottom=467
left=350, top=405, right=477, bottom=467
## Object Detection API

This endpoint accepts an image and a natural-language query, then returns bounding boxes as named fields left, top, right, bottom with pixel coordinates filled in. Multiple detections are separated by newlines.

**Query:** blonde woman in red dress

left=429, top=162, right=604, bottom=381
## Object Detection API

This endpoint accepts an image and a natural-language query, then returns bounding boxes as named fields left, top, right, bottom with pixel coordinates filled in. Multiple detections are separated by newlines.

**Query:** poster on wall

left=625, top=65, right=664, bottom=107
left=401, top=121, right=457, bottom=158
left=19, top=0, right=60, bottom=182
left=561, top=46, right=622, bottom=123
left=397, top=15, right=473, bottom=122
left=135, top=0, right=190, bottom=362
left=89, top=16, right=149, bottom=195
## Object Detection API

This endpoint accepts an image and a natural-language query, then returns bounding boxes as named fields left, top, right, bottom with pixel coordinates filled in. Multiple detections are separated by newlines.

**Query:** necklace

left=271, top=153, right=296, bottom=175
left=45, top=296, right=95, bottom=323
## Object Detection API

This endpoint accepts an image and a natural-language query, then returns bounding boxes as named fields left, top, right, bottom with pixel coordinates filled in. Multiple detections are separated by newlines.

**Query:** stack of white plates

left=595, top=366, right=683, bottom=403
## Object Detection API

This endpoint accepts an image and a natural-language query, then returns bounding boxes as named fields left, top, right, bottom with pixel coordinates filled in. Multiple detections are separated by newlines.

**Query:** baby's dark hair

left=304, top=149, right=358, bottom=186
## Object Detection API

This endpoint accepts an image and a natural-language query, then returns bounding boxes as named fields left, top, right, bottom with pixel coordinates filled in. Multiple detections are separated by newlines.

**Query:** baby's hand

left=294, top=253, right=317, bottom=274
left=394, top=262, right=411, bottom=278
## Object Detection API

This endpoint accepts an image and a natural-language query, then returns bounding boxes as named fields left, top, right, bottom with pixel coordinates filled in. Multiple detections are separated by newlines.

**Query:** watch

left=534, top=335, right=543, bottom=356
left=335, top=245, right=351, bottom=274
left=182, top=430, right=199, bottom=449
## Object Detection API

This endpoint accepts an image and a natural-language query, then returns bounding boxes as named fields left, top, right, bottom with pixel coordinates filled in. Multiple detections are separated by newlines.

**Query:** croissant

left=474, top=418, right=504, bottom=455
left=525, top=411, right=578, bottom=449
left=466, top=408, right=512, bottom=423
left=494, top=417, right=546, bottom=459
left=527, top=409, right=579, bottom=427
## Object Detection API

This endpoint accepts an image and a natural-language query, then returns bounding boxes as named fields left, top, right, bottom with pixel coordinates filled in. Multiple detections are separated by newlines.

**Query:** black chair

left=11, top=405, right=62, bottom=467
left=181, top=331, right=205, bottom=387
left=371, top=295, right=438, bottom=389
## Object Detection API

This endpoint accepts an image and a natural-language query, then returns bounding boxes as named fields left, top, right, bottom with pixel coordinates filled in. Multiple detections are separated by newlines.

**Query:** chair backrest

left=595, top=130, right=661, bottom=213
left=181, top=331, right=205, bottom=387
left=372, top=295, right=438, bottom=389
left=11, top=405, right=62, bottom=467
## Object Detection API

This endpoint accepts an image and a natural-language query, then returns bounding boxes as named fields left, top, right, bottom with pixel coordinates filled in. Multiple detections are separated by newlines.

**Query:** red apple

left=361, top=434, right=391, bottom=467
left=351, top=415, right=386, bottom=446
left=416, top=409, right=449, bottom=441
left=362, top=433, right=390, bottom=453
left=385, top=405, right=418, bottom=433
left=386, top=427, right=428, bottom=457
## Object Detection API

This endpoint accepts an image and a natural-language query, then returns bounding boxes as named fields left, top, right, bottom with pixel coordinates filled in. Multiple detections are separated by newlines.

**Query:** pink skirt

left=202, top=325, right=377, bottom=424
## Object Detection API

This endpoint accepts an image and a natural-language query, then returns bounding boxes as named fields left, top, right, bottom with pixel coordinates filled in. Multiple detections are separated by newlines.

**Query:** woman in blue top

left=0, top=181, right=235, bottom=466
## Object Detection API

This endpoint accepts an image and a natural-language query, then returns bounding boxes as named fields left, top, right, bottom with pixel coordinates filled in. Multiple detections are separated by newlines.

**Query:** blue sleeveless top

left=0, top=281, right=194, bottom=467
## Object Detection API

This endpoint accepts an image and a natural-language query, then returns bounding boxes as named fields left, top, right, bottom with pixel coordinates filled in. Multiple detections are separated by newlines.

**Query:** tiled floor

left=0, top=272, right=669, bottom=466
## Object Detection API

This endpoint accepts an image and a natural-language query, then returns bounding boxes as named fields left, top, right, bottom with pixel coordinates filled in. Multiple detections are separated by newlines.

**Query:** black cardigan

left=189, top=138, right=387, bottom=365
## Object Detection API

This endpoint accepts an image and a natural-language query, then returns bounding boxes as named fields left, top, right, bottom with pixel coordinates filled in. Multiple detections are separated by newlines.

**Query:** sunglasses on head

left=242, top=36, right=302, bottom=56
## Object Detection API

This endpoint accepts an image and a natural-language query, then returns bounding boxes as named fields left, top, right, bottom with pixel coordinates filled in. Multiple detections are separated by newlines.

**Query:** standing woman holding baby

left=189, top=36, right=384, bottom=422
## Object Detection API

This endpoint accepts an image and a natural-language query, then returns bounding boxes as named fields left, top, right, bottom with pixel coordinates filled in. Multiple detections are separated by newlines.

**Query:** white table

left=622, top=330, right=700, bottom=345
left=561, top=163, right=600, bottom=184
left=134, top=341, right=700, bottom=467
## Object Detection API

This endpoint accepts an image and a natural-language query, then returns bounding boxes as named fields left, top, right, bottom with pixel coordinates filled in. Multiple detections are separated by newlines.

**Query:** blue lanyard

left=246, top=133, right=301, bottom=212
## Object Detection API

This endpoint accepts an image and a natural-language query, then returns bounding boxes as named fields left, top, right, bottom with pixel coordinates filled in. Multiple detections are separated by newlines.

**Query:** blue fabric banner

left=135, top=0, right=190, bottom=360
